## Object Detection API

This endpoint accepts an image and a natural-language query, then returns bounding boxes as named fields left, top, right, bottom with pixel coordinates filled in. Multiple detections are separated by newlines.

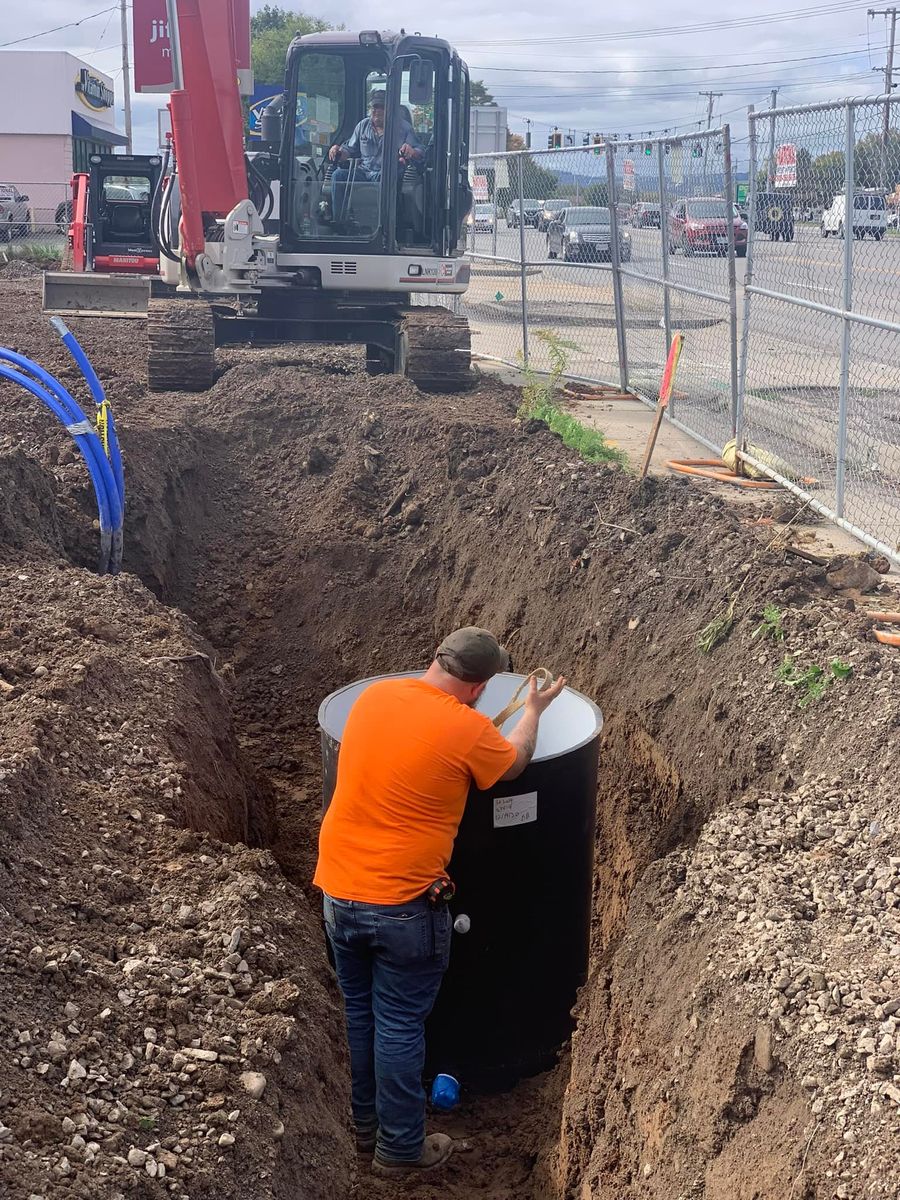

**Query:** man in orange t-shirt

left=315, top=627, right=565, bottom=1176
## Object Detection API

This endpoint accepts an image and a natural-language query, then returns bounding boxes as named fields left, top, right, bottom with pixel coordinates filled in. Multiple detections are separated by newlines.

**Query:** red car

left=669, top=197, right=747, bottom=257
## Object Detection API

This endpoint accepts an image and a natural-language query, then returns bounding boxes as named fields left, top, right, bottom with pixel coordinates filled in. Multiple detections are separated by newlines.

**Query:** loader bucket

left=42, top=272, right=151, bottom=319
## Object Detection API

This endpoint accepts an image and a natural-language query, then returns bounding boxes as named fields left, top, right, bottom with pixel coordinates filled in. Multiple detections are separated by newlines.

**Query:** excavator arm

left=165, top=0, right=250, bottom=271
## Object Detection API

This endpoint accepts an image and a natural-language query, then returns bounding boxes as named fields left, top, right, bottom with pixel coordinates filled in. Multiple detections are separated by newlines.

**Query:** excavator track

left=147, top=297, right=216, bottom=393
left=401, top=306, right=473, bottom=393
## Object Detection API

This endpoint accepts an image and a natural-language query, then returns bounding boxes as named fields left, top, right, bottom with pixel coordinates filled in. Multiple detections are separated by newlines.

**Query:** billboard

left=775, top=143, right=797, bottom=189
left=133, top=0, right=253, bottom=95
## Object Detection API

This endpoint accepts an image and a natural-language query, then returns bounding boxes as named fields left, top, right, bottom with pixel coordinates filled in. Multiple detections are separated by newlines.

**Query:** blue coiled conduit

left=0, top=322, right=124, bottom=574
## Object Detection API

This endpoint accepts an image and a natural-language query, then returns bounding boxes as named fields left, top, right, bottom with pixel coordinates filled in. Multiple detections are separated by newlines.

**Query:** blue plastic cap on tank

left=430, top=1073, right=460, bottom=1111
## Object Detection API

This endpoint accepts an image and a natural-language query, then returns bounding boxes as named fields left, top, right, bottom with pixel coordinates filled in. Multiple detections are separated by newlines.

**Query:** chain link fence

left=0, top=182, right=70, bottom=263
left=742, top=95, right=900, bottom=561
left=455, top=105, right=899, bottom=565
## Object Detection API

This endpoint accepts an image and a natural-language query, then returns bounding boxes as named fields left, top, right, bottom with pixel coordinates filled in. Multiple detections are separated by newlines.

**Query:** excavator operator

left=328, top=90, right=421, bottom=223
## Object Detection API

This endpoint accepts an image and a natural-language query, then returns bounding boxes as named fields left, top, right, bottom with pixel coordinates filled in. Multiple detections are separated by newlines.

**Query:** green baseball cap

left=436, top=626, right=510, bottom=683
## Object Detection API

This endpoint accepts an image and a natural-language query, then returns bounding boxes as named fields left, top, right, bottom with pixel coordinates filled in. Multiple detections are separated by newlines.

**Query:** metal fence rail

left=456, top=103, right=900, bottom=564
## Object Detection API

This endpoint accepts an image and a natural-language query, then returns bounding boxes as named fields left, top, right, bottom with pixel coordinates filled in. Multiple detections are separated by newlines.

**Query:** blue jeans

left=330, top=164, right=381, bottom=222
left=323, top=893, right=451, bottom=1163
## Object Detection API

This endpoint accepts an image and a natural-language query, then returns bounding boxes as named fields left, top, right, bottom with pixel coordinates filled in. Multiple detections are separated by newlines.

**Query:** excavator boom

left=166, top=0, right=249, bottom=269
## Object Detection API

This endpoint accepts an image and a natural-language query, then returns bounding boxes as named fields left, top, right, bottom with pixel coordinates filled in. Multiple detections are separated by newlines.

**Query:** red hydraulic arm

left=167, top=0, right=250, bottom=269
left=68, top=173, right=90, bottom=273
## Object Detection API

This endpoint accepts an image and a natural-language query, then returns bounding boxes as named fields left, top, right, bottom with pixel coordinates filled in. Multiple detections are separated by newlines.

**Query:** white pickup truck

left=0, top=184, right=31, bottom=242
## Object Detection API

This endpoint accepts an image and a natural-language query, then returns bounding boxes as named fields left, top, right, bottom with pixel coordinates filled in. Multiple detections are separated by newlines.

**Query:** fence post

left=836, top=101, right=855, bottom=518
left=491, top=153, right=499, bottom=259
left=656, top=139, right=674, bottom=414
left=736, top=105, right=758, bottom=455
left=605, top=142, right=629, bottom=392
left=517, top=153, right=529, bottom=367
left=722, top=124, right=740, bottom=440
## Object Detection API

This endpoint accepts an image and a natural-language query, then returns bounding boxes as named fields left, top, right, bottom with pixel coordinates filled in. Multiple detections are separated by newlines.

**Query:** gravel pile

left=0, top=563, right=351, bottom=1200
left=671, top=730, right=900, bottom=1196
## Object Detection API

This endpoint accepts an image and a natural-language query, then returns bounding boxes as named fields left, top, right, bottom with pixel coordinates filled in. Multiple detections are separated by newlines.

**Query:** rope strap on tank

left=491, top=668, right=555, bottom=728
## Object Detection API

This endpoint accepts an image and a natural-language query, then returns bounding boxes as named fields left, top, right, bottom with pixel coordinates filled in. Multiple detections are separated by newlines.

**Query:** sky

left=0, top=0, right=893, bottom=162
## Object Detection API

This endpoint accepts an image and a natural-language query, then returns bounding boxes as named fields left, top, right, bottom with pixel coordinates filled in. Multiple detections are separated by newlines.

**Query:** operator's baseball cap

left=436, top=626, right=510, bottom=683
left=369, top=90, right=386, bottom=108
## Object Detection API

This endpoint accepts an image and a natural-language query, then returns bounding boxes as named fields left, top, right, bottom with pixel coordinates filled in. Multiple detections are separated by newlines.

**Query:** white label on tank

left=493, top=791, right=538, bottom=829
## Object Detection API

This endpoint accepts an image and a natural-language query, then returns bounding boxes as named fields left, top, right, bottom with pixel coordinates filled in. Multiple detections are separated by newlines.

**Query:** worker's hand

left=524, top=673, right=566, bottom=716
left=399, top=143, right=419, bottom=161
left=328, top=144, right=343, bottom=162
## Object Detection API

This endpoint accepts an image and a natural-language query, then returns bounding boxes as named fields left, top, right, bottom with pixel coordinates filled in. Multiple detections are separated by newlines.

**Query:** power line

left=460, top=1, right=867, bottom=47
left=0, top=6, right=118, bottom=49
left=489, top=70, right=877, bottom=102
left=472, top=46, right=884, bottom=76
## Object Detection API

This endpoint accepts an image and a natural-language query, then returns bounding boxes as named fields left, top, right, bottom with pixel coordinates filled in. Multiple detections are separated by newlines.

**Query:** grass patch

left=776, top=655, right=853, bottom=707
left=519, top=330, right=626, bottom=466
left=2, top=242, right=61, bottom=264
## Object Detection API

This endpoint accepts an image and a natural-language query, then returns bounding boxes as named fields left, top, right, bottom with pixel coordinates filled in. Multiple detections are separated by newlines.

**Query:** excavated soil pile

left=1, top=276, right=900, bottom=1200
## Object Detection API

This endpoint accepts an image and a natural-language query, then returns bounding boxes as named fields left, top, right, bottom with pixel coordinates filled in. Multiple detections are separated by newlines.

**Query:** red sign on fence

left=775, top=143, right=797, bottom=189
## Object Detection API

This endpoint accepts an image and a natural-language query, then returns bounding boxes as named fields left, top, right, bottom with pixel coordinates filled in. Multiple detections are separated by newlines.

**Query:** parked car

left=669, top=197, right=748, bottom=257
left=536, top=198, right=567, bottom=231
left=755, top=192, right=794, bottom=241
left=632, top=202, right=661, bottom=228
left=547, top=206, right=632, bottom=262
left=0, top=183, right=31, bottom=241
left=469, top=202, right=495, bottom=232
left=55, top=199, right=74, bottom=233
left=821, top=190, right=887, bottom=239
left=506, top=199, right=541, bottom=228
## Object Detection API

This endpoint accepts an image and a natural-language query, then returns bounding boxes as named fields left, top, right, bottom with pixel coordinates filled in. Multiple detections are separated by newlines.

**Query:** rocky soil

left=0, top=276, right=899, bottom=1200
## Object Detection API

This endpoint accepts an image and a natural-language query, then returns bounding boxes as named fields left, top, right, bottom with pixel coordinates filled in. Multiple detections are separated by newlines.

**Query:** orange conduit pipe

left=665, top=458, right=780, bottom=489
left=869, top=612, right=900, bottom=647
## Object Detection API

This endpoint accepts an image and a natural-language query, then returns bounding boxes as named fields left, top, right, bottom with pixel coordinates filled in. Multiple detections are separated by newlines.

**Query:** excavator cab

left=280, top=32, right=472, bottom=261
left=45, top=10, right=474, bottom=394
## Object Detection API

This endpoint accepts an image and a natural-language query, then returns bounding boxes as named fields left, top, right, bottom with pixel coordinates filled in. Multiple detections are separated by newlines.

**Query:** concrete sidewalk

left=480, top=359, right=887, bottom=566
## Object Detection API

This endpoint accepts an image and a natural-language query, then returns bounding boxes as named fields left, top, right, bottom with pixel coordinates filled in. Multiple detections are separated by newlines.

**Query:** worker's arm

left=329, top=120, right=364, bottom=162
left=499, top=675, right=567, bottom=781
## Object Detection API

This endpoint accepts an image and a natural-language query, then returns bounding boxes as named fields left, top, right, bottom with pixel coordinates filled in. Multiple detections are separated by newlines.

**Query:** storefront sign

left=75, top=68, right=114, bottom=111
left=775, top=143, right=797, bottom=189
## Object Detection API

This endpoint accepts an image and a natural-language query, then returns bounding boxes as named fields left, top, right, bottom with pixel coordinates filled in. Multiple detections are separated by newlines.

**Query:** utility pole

left=699, top=90, right=723, bottom=130
left=767, top=87, right=779, bottom=190
left=120, top=0, right=133, bottom=153
left=869, top=7, right=898, bottom=191
left=525, top=118, right=532, bottom=150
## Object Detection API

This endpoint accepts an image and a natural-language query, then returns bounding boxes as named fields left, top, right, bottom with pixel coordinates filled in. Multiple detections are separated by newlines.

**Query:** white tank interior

left=318, top=672, right=602, bottom=762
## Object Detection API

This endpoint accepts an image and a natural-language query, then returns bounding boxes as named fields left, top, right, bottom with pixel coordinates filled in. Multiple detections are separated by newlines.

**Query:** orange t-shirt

left=314, top=678, right=517, bottom=904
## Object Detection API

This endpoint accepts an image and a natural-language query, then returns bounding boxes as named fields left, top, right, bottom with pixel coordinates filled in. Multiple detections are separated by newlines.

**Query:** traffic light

left=692, top=142, right=704, bottom=159
left=644, top=143, right=653, bottom=156
left=548, top=128, right=562, bottom=149
left=583, top=133, right=590, bottom=146
left=592, top=133, right=603, bottom=156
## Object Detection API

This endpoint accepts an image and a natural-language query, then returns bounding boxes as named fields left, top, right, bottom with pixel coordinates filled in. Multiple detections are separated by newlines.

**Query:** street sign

left=623, top=160, right=635, bottom=192
left=775, top=143, right=797, bottom=189
left=472, top=174, right=489, bottom=201
left=736, top=182, right=749, bottom=204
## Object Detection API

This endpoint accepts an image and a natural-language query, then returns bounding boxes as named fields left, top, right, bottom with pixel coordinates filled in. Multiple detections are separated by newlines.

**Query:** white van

left=821, top=190, right=888, bottom=240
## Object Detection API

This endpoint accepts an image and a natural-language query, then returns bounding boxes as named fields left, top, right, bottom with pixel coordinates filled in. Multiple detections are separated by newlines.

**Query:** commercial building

left=0, top=50, right=126, bottom=225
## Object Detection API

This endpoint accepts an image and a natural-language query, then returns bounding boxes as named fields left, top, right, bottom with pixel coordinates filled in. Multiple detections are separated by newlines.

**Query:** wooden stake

left=639, top=332, right=684, bottom=480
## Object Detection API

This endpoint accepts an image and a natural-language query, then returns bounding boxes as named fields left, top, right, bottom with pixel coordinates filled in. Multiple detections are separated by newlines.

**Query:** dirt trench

left=2, top=275, right=900, bottom=1200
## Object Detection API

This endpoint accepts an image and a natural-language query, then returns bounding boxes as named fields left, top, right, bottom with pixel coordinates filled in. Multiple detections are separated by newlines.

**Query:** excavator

left=43, top=1, right=474, bottom=392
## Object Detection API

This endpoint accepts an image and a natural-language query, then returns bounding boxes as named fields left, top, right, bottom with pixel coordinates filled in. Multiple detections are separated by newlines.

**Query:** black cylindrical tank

left=318, top=671, right=602, bottom=1088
